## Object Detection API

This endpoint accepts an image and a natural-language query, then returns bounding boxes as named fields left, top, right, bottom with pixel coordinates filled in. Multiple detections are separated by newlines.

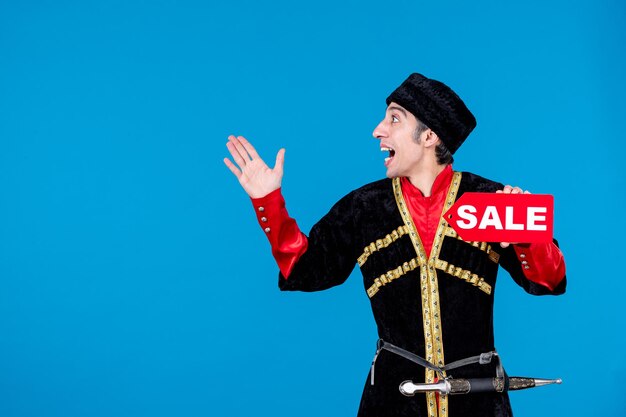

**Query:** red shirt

left=400, top=165, right=454, bottom=258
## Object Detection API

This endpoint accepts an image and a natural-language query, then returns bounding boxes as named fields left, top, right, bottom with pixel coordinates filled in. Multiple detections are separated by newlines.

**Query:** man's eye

left=391, top=115, right=399, bottom=123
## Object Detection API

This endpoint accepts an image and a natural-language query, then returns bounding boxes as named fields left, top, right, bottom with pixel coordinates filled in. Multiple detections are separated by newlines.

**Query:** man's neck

left=407, top=163, right=449, bottom=197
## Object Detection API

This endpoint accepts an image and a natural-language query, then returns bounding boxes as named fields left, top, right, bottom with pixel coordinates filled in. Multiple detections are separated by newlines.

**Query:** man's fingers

left=238, top=136, right=261, bottom=160
left=500, top=185, right=522, bottom=194
left=226, top=141, right=247, bottom=167
left=499, top=185, right=531, bottom=194
left=496, top=185, right=530, bottom=194
left=223, top=157, right=242, bottom=179
left=229, top=135, right=252, bottom=164
left=274, top=148, right=285, bottom=175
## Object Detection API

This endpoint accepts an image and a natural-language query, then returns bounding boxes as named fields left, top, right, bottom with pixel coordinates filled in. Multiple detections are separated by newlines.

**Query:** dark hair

left=413, top=119, right=454, bottom=165
left=435, top=141, right=454, bottom=165
left=412, top=119, right=430, bottom=140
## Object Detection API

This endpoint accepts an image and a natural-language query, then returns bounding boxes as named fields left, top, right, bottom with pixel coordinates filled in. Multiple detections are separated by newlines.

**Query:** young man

left=224, top=73, right=566, bottom=417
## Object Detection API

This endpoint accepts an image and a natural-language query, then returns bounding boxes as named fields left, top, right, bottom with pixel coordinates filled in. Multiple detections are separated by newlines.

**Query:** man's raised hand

left=223, top=135, right=285, bottom=199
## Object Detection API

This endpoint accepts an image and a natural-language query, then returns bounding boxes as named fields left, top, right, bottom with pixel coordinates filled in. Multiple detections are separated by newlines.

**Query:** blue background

left=1, top=1, right=624, bottom=416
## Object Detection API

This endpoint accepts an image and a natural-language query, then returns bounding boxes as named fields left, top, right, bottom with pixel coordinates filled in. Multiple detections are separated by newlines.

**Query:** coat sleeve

left=250, top=188, right=309, bottom=278
left=278, top=192, right=360, bottom=292
left=498, top=238, right=567, bottom=296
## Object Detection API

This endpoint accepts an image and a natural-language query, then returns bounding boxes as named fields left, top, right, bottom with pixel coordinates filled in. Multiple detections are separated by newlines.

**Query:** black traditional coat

left=279, top=172, right=566, bottom=417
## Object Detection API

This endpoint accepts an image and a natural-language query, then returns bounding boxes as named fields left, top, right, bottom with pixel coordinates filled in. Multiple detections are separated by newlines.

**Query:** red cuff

left=251, top=189, right=308, bottom=278
left=513, top=242, right=566, bottom=291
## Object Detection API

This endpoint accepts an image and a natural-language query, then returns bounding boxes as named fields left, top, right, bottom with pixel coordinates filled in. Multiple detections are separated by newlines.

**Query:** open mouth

left=381, top=146, right=396, bottom=165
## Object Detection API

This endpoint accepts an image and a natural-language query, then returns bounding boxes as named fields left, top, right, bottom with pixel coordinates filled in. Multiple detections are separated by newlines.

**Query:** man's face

left=373, top=102, right=425, bottom=178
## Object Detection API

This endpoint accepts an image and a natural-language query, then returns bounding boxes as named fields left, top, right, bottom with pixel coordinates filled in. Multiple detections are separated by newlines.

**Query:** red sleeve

left=250, top=188, right=308, bottom=279
left=512, top=242, right=566, bottom=291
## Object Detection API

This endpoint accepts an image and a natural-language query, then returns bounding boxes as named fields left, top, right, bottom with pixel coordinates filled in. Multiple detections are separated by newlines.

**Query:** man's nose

left=372, top=120, right=386, bottom=139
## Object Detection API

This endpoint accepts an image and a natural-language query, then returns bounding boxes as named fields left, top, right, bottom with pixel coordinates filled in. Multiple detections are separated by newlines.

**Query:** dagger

left=399, top=377, right=562, bottom=397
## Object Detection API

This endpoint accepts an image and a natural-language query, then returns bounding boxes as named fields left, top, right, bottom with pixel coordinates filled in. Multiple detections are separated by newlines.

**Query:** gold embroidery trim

left=434, top=259, right=492, bottom=295
left=366, top=257, right=423, bottom=298
left=393, top=173, right=462, bottom=417
left=357, top=225, right=410, bottom=267
left=443, top=226, right=500, bottom=263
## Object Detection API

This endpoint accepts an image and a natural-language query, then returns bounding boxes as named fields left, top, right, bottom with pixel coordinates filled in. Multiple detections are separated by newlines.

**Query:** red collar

left=400, top=165, right=453, bottom=199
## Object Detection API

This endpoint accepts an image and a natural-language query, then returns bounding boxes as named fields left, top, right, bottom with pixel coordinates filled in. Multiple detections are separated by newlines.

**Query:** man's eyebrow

left=388, top=106, right=407, bottom=116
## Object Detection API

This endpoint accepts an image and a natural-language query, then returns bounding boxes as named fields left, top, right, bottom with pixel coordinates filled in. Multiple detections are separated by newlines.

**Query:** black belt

left=370, top=339, right=504, bottom=385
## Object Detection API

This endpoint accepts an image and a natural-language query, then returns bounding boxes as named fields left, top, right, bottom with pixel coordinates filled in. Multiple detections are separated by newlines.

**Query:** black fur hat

left=386, top=73, right=476, bottom=154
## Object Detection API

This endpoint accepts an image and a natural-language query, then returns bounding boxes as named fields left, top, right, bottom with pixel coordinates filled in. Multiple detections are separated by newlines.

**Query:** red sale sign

left=443, top=193, right=554, bottom=243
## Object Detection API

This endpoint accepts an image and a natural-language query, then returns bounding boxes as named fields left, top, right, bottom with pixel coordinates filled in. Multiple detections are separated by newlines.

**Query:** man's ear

left=423, top=129, right=440, bottom=148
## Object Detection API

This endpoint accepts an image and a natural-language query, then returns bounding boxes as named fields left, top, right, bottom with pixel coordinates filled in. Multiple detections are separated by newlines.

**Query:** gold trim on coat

left=366, top=257, right=423, bottom=297
left=434, top=259, right=492, bottom=295
left=392, top=172, right=462, bottom=417
left=443, top=226, right=500, bottom=263
left=357, top=225, right=410, bottom=267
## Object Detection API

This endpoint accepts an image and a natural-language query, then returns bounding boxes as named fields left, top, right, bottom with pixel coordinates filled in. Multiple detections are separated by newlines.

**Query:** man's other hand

left=496, top=185, right=530, bottom=248
left=223, top=135, right=285, bottom=199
